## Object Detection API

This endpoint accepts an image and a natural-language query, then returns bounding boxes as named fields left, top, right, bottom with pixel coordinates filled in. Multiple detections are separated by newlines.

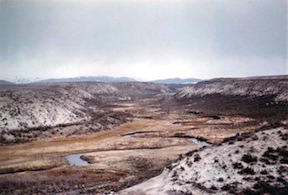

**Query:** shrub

left=210, top=185, right=218, bottom=190
left=194, top=154, right=201, bottom=162
left=280, top=133, right=288, bottom=141
left=262, top=148, right=278, bottom=162
left=233, top=162, right=243, bottom=169
left=217, top=177, right=224, bottom=182
left=239, top=167, right=255, bottom=175
left=241, top=154, right=258, bottom=164
left=220, top=183, right=238, bottom=193
left=186, top=161, right=193, bottom=168
left=280, top=158, right=288, bottom=164
left=260, top=170, right=268, bottom=175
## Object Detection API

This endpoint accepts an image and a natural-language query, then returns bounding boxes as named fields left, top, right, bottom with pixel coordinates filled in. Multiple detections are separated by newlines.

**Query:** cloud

left=0, top=0, right=287, bottom=81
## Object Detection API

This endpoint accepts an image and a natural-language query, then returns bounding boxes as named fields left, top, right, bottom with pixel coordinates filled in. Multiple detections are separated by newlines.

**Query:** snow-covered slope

left=0, top=83, right=121, bottom=131
left=0, top=82, right=175, bottom=132
left=177, top=76, right=288, bottom=102
left=119, top=127, right=288, bottom=194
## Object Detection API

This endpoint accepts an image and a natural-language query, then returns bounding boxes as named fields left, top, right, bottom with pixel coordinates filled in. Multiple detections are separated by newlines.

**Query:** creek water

left=187, top=138, right=210, bottom=146
left=65, top=154, right=89, bottom=166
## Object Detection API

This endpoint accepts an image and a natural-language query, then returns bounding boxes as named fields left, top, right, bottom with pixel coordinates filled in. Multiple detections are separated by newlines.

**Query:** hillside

left=175, top=76, right=288, bottom=121
left=119, top=127, right=288, bottom=195
left=177, top=76, right=288, bottom=101
left=112, top=82, right=173, bottom=98
left=0, top=80, right=14, bottom=85
left=0, top=82, right=178, bottom=144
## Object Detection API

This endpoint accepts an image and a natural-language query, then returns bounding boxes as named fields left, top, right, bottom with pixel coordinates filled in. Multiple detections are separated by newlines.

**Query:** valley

left=0, top=76, right=287, bottom=194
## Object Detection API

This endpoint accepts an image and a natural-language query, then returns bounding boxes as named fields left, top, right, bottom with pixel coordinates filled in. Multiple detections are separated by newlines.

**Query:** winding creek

left=63, top=136, right=210, bottom=167
left=0, top=135, right=210, bottom=176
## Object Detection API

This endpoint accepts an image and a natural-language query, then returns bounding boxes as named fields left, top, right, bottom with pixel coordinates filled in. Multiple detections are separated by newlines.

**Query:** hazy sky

left=0, top=0, right=287, bottom=81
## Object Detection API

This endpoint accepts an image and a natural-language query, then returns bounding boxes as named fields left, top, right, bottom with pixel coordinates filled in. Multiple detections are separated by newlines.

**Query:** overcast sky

left=0, top=0, right=287, bottom=81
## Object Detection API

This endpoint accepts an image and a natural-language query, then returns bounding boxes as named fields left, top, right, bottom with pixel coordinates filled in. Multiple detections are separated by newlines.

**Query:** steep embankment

left=119, top=127, right=288, bottom=195
left=175, top=76, right=288, bottom=120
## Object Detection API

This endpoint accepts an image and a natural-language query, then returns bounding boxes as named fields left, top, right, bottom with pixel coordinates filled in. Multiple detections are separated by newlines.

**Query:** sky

left=0, top=0, right=287, bottom=81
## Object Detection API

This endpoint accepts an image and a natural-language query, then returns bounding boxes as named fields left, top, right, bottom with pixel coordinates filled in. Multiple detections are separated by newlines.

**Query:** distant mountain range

left=152, top=78, right=201, bottom=84
left=38, top=76, right=201, bottom=84
left=37, top=76, right=201, bottom=84
left=13, top=78, right=41, bottom=84
left=37, top=76, right=137, bottom=83
left=5, top=76, right=201, bottom=84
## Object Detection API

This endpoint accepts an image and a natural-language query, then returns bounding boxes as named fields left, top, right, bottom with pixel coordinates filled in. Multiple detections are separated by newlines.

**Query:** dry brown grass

left=0, top=158, right=64, bottom=174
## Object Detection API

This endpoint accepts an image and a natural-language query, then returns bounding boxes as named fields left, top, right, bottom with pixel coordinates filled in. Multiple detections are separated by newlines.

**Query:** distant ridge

left=209, top=75, right=288, bottom=81
left=37, top=76, right=202, bottom=84
left=151, top=78, right=201, bottom=84
left=38, top=76, right=137, bottom=83
left=0, top=80, right=14, bottom=85
left=177, top=75, right=288, bottom=101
